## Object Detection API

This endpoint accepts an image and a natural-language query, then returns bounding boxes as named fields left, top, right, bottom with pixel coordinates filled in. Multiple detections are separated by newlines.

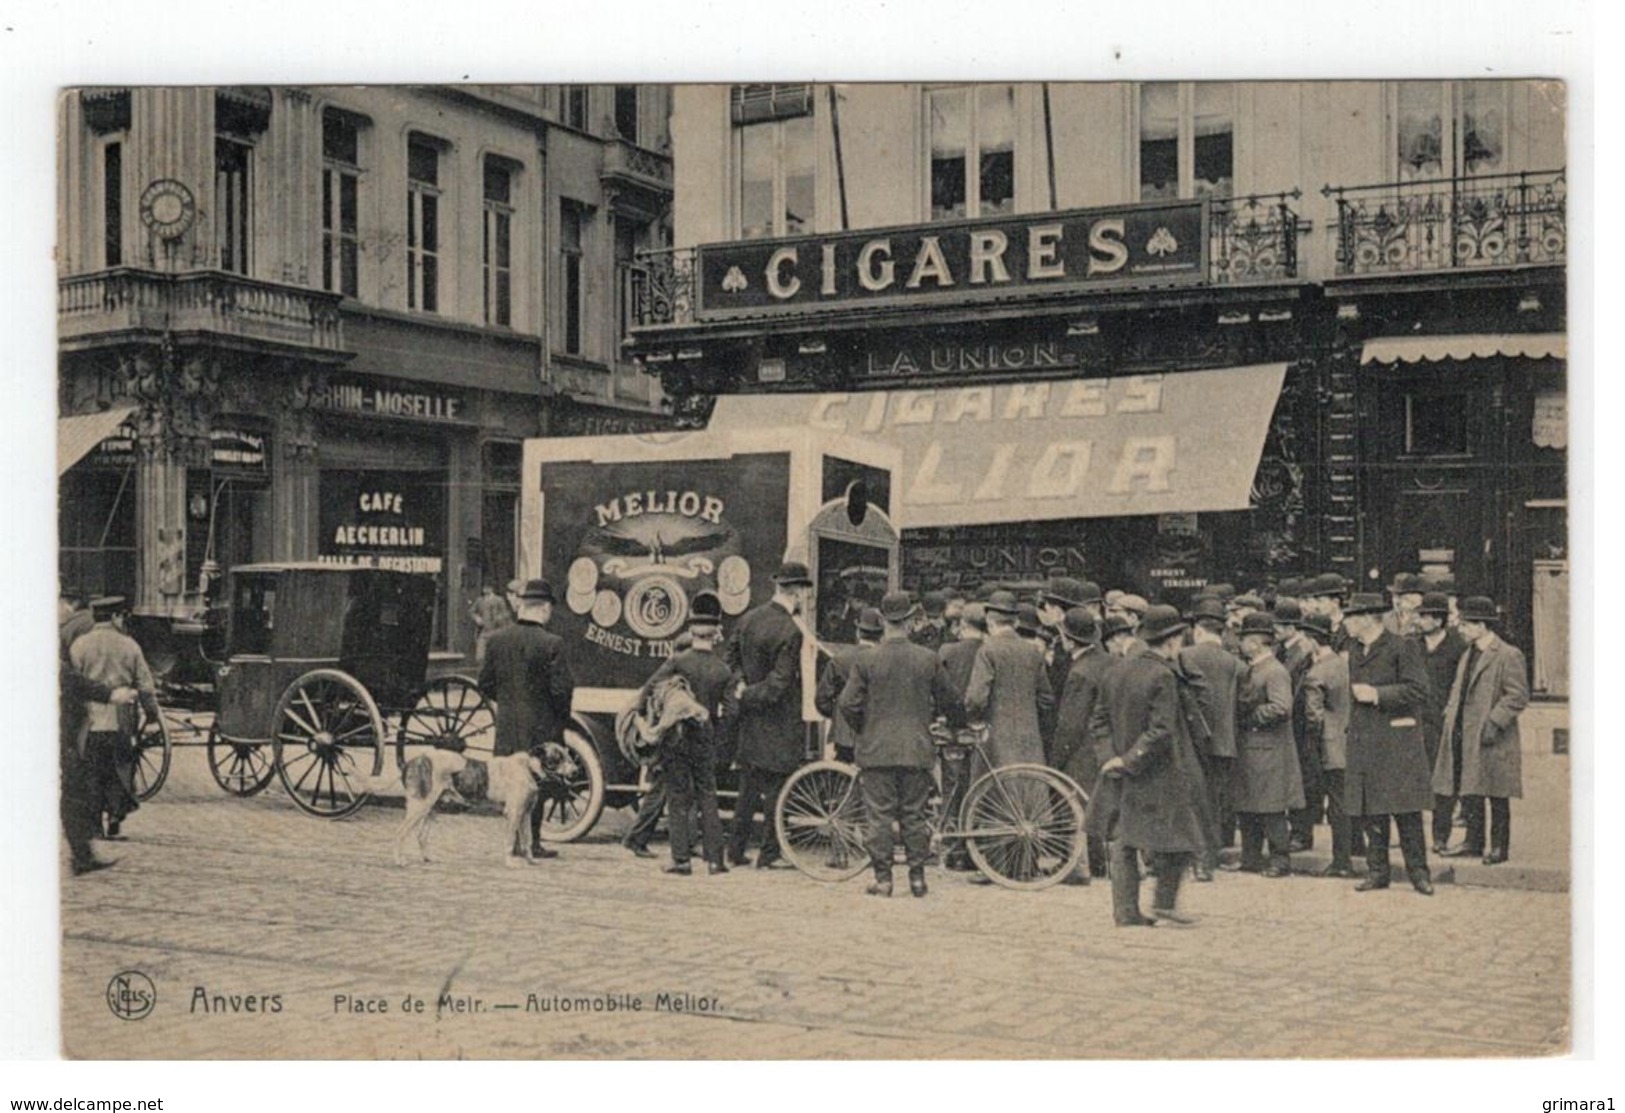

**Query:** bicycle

left=773, top=722, right=1089, bottom=890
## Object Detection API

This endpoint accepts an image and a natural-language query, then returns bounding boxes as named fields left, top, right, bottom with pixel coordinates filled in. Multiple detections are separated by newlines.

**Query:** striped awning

left=1361, top=333, right=1567, bottom=365
left=58, top=405, right=136, bottom=477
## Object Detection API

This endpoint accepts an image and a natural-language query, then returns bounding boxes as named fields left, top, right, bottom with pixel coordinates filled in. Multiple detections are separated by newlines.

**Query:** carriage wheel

left=534, top=728, right=605, bottom=842
left=396, top=674, right=495, bottom=770
left=129, top=706, right=173, bottom=802
left=207, top=725, right=275, bottom=797
left=960, top=763, right=1087, bottom=891
left=271, top=669, right=385, bottom=819
left=775, top=760, right=870, bottom=882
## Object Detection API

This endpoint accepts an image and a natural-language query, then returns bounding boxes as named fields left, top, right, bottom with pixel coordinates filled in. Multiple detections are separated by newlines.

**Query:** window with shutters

left=1138, top=82, right=1233, bottom=201
left=482, top=157, right=514, bottom=327
left=406, top=136, right=440, bottom=312
left=732, top=84, right=815, bottom=240
left=321, top=108, right=363, bottom=298
left=215, top=137, right=254, bottom=275
left=927, top=84, right=1016, bottom=221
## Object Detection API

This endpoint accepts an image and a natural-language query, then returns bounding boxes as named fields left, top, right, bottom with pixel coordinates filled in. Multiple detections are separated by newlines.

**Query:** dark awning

left=58, top=405, right=136, bottom=477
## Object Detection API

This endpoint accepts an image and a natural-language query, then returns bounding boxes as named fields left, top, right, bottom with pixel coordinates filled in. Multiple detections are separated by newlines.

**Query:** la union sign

left=697, top=200, right=1205, bottom=317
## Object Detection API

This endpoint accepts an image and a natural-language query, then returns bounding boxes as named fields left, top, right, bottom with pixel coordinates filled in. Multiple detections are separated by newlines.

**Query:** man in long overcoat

left=1341, top=593, right=1435, bottom=894
left=1048, top=608, right=1115, bottom=883
left=936, top=602, right=987, bottom=869
left=1090, top=606, right=1210, bottom=926
left=1229, top=613, right=1304, bottom=876
left=815, top=607, right=881, bottom=764
left=1180, top=597, right=1242, bottom=877
left=964, top=590, right=1054, bottom=772
left=1434, top=596, right=1529, bottom=865
left=479, top=578, right=575, bottom=858
left=839, top=592, right=963, bottom=897
left=724, top=560, right=813, bottom=868
left=1412, top=591, right=1470, bottom=851
left=1300, top=612, right=1354, bottom=875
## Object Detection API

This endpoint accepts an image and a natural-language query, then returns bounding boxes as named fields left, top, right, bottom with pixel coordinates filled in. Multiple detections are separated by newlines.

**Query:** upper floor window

left=732, top=85, right=815, bottom=240
left=564, top=85, right=590, bottom=131
left=406, top=136, right=440, bottom=312
left=614, top=86, right=639, bottom=144
left=482, top=157, right=515, bottom=327
left=321, top=108, right=362, bottom=298
left=1139, top=82, right=1233, bottom=201
left=928, top=84, right=1015, bottom=221
left=1396, top=80, right=1508, bottom=182
left=102, top=140, right=122, bottom=268
left=560, top=200, right=589, bottom=355
left=215, top=137, right=253, bottom=275
left=615, top=218, right=649, bottom=346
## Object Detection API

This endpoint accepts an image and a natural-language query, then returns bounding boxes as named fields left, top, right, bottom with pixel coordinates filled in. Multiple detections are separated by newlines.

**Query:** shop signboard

left=210, top=422, right=268, bottom=481
left=696, top=199, right=1206, bottom=319
left=309, top=378, right=469, bottom=424
left=317, top=470, right=447, bottom=574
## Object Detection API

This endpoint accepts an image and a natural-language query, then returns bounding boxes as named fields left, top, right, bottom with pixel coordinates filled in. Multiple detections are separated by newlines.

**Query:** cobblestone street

left=57, top=747, right=1571, bottom=1060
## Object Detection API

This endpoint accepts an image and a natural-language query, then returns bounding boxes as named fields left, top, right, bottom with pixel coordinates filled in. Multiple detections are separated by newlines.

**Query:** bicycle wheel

left=960, top=763, right=1086, bottom=891
left=774, top=760, right=870, bottom=882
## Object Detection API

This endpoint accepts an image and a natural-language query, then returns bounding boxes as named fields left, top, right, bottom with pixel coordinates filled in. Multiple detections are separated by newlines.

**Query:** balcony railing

left=1322, top=168, right=1566, bottom=277
left=629, top=248, right=697, bottom=329
left=600, top=138, right=674, bottom=195
left=1209, top=190, right=1303, bottom=285
left=59, top=268, right=346, bottom=353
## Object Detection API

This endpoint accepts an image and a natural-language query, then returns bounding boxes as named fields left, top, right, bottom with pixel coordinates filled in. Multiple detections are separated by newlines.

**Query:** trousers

left=1110, top=840, right=1189, bottom=922
left=60, top=747, right=100, bottom=869
left=859, top=767, right=934, bottom=874
left=1289, top=732, right=1324, bottom=845
left=1237, top=811, right=1291, bottom=870
left=1196, top=752, right=1233, bottom=869
left=728, top=764, right=789, bottom=862
left=1460, top=795, right=1512, bottom=857
left=665, top=732, right=724, bottom=865
left=85, top=731, right=138, bottom=827
left=624, top=767, right=666, bottom=851
left=1321, top=768, right=1354, bottom=869
left=1364, top=811, right=1429, bottom=881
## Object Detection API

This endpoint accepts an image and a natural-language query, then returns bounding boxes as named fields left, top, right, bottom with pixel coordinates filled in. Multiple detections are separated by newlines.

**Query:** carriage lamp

left=190, top=492, right=209, bottom=520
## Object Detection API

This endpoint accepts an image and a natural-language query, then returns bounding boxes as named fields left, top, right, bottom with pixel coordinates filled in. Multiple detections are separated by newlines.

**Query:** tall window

left=560, top=200, right=587, bottom=355
left=482, top=158, right=513, bottom=327
left=614, top=86, right=639, bottom=143
left=928, top=85, right=1015, bottom=221
left=1396, top=80, right=1508, bottom=182
left=1139, top=82, right=1233, bottom=201
left=215, top=137, right=253, bottom=275
left=614, top=218, right=648, bottom=344
left=102, top=141, right=122, bottom=268
left=406, top=137, right=440, bottom=312
left=564, top=85, right=590, bottom=131
left=321, top=109, right=361, bottom=298
left=733, top=85, right=815, bottom=240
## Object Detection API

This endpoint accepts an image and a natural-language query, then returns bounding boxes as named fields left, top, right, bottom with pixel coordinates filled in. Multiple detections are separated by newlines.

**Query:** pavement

left=59, top=743, right=1572, bottom=1059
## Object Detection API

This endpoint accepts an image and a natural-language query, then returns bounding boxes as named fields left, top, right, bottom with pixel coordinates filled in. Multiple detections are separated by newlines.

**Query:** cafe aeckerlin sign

left=696, top=200, right=1206, bottom=318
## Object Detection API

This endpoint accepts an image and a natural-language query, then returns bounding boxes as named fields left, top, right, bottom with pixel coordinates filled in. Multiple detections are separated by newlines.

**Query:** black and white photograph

left=5, top=0, right=1599, bottom=1092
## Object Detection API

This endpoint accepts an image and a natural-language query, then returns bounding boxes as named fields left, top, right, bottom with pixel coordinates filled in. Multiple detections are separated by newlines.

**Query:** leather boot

left=908, top=867, right=927, bottom=898
left=1408, top=867, right=1435, bottom=896
left=866, top=869, right=893, bottom=897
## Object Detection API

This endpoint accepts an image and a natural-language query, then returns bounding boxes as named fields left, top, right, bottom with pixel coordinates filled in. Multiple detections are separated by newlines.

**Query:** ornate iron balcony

left=1322, top=168, right=1565, bottom=276
left=1209, top=190, right=1303, bottom=285
left=628, top=247, right=697, bottom=329
left=58, top=268, right=347, bottom=355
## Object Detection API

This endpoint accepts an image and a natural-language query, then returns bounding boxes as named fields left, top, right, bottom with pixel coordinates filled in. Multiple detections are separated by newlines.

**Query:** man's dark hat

left=984, top=589, right=1019, bottom=616
left=854, top=607, right=884, bottom=637
left=1459, top=596, right=1499, bottom=624
left=1238, top=612, right=1277, bottom=640
left=1418, top=592, right=1451, bottom=618
left=921, top=589, right=948, bottom=618
left=1305, top=573, right=1350, bottom=599
left=1015, top=603, right=1043, bottom=638
left=1342, top=592, right=1389, bottom=616
left=1271, top=598, right=1304, bottom=627
left=960, top=602, right=988, bottom=632
left=688, top=590, right=724, bottom=628
left=1208, top=582, right=1238, bottom=600
left=1300, top=611, right=1334, bottom=642
left=1277, top=577, right=1305, bottom=599
left=1187, top=596, right=1228, bottom=625
left=1076, top=580, right=1104, bottom=605
left=1139, top=604, right=1187, bottom=644
left=772, top=560, right=814, bottom=587
left=1230, top=593, right=1265, bottom=611
left=1422, top=574, right=1459, bottom=596
left=517, top=579, right=555, bottom=602
left=879, top=590, right=919, bottom=623
left=1042, top=577, right=1089, bottom=609
left=1060, top=607, right=1098, bottom=644
left=1100, top=614, right=1135, bottom=641
left=1387, top=571, right=1424, bottom=595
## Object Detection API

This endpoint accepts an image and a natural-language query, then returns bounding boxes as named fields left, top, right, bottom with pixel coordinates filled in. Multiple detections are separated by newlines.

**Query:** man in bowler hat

left=725, top=560, right=814, bottom=868
left=1180, top=596, right=1243, bottom=876
left=479, top=578, right=575, bottom=859
left=816, top=606, right=882, bottom=764
left=838, top=592, right=963, bottom=897
left=1227, top=612, right=1303, bottom=876
left=1048, top=607, right=1114, bottom=883
left=1412, top=591, right=1469, bottom=851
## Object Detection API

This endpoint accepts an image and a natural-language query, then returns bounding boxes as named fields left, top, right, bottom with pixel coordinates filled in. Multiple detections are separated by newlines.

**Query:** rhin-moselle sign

left=696, top=200, right=1207, bottom=318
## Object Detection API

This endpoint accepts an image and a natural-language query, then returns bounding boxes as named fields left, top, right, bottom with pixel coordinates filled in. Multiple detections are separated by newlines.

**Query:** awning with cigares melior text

left=707, top=363, right=1287, bottom=529
left=57, top=404, right=138, bottom=477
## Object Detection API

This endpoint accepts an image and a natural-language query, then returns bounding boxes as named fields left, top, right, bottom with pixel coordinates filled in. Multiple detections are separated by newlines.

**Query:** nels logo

left=568, top=490, right=751, bottom=650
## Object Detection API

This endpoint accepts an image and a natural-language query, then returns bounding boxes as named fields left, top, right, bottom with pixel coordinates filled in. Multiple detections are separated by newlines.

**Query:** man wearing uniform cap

left=1048, top=608, right=1114, bottom=884
left=816, top=607, right=882, bottom=764
left=725, top=560, right=814, bottom=868
left=479, top=579, right=575, bottom=860
left=1411, top=591, right=1469, bottom=850
left=1341, top=593, right=1435, bottom=894
left=1433, top=597, right=1529, bottom=865
left=68, top=596, right=159, bottom=844
left=839, top=591, right=963, bottom=897
left=1180, top=596, right=1243, bottom=877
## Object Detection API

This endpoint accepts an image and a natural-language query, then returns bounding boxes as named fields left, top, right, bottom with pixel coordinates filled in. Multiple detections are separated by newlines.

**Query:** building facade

left=630, top=81, right=1568, bottom=696
left=57, top=84, right=674, bottom=667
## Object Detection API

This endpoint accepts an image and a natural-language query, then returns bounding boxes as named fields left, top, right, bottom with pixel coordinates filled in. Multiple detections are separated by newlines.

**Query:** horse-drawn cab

left=209, top=563, right=491, bottom=818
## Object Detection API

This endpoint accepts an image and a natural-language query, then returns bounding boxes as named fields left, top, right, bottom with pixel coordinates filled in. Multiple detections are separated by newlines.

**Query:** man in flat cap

left=725, top=560, right=814, bottom=868
left=1341, top=593, right=1435, bottom=894
left=479, top=578, right=575, bottom=860
left=1411, top=591, right=1469, bottom=851
left=839, top=591, right=963, bottom=897
left=67, top=596, right=158, bottom=845
left=1434, top=597, right=1529, bottom=865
